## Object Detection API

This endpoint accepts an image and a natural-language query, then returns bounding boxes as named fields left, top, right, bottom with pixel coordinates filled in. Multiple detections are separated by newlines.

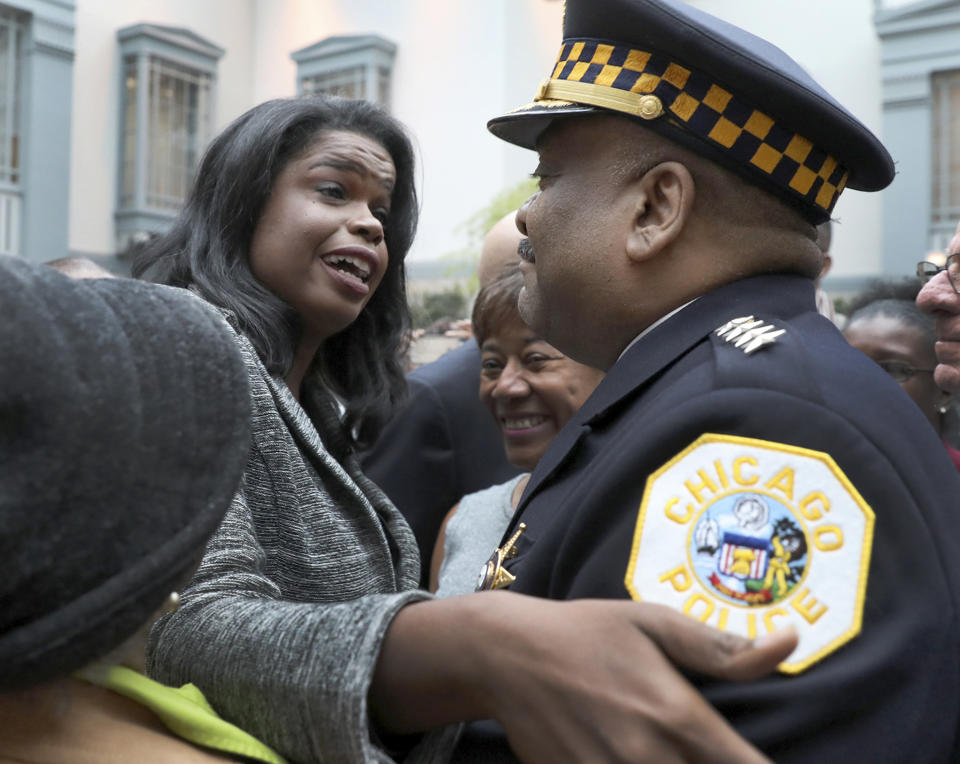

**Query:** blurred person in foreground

left=431, top=261, right=604, bottom=595
left=44, top=255, right=117, bottom=280
left=362, top=212, right=523, bottom=583
left=0, top=256, right=285, bottom=763
left=844, top=279, right=959, bottom=470
left=462, top=0, right=960, bottom=760
left=918, top=218, right=960, bottom=397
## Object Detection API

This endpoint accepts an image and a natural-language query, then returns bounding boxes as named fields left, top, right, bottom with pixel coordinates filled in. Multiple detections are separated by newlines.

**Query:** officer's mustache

left=517, top=238, right=535, bottom=264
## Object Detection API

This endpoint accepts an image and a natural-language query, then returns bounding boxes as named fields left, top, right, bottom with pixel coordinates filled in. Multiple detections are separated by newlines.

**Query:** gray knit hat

left=0, top=255, right=250, bottom=689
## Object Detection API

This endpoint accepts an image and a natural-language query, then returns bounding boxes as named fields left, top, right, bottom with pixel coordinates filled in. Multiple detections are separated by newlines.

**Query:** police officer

left=463, top=0, right=960, bottom=760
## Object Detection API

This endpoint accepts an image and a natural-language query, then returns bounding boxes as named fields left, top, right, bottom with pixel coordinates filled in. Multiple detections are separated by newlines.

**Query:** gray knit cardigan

left=147, top=312, right=456, bottom=763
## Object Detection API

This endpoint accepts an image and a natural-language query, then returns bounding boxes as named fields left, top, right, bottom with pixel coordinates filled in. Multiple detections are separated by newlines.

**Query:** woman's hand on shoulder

left=370, top=591, right=795, bottom=763
left=478, top=594, right=794, bottom=763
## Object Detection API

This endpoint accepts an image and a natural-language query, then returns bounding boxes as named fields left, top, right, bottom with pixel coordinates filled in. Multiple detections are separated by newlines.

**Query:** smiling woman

left=132, top=96, right=796, bottom=764
left=477, top=296, right=604, bottom=473
left=431, top=262, right=605, bottom=596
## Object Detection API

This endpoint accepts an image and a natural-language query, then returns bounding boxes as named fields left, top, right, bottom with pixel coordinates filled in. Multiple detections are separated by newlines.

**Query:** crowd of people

left=3, top=0, right=960, bottom=762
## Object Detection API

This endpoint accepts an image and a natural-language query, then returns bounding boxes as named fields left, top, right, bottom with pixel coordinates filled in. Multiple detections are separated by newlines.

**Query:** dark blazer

left=361, top=338, right=520, bottom=583
left=459, top=274, right=960, bottom=762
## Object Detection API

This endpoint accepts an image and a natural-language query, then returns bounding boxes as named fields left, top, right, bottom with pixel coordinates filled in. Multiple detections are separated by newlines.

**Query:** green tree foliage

left=442, top=177, right=538, bottom=293
left=408, top=178, right=537, bottom=329
left=456, top=177, right=538, bottom=258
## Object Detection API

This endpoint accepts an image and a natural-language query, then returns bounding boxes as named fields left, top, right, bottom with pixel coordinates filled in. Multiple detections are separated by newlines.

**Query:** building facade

left=3, top=0, right=958, bottom=290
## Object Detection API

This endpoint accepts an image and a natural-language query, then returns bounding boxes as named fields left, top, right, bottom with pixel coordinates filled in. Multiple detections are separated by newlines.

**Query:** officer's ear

left=624, top=161, right=695, bottom=263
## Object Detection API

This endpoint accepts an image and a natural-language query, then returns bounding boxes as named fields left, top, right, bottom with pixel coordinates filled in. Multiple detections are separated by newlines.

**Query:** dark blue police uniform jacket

left=458, top=274, right=960, bottom=762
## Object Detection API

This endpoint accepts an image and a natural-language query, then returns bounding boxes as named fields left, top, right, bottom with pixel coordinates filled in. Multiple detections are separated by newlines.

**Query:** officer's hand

left=476, top=595, right=795, bottom=764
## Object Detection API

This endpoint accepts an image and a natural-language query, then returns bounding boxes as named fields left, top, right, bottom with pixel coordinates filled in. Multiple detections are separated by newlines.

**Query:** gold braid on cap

left=536, top=39, right=848, bottom=216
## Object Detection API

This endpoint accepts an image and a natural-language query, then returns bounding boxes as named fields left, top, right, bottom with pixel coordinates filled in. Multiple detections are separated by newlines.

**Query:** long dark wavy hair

left=134, top=96, right=417, bottom=447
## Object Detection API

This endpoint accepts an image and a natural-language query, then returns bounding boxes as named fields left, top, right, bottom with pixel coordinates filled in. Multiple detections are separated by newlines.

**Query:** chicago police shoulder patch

left=625, top=433, right=874, bottom=674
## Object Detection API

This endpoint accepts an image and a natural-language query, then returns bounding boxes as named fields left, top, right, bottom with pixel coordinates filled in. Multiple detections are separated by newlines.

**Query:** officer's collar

left=617, top=298, right=699, bottom=363
left=583, top=274, right=816, bottom=426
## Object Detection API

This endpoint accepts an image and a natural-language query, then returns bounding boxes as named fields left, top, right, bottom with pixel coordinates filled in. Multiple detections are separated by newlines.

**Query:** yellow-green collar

left=75, top=664, right=287, bottom=764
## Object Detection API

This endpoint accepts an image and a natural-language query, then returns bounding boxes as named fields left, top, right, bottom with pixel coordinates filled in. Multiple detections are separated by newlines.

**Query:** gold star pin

left=476, top=523, right=527, bottom=591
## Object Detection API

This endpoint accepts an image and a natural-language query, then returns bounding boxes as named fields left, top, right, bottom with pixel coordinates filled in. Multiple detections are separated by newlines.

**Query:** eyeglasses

left=917, top=253, right=960, bottom=295
left=875, top=359, right=936, bottom=383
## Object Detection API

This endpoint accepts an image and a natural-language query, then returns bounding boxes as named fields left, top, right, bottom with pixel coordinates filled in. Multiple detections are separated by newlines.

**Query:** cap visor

left=488, top=102, right=597, bottom=150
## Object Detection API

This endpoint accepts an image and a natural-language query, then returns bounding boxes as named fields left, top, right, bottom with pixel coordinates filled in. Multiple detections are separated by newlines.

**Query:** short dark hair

left=134, top=96, right=418, bottom=447
left=845, top=278, right=935, bottom=346
left=472, top=262, right=525, bottom=346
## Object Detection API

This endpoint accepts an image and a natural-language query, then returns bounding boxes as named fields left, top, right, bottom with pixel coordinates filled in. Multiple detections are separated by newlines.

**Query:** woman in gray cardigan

left=135, top=97, right=794, bottom=764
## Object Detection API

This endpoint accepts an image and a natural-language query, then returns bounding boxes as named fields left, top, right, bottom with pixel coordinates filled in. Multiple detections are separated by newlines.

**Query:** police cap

left=488, top=0, right=894, bottom=223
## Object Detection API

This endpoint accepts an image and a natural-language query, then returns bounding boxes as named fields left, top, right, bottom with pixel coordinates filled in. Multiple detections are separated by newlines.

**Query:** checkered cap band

left=543, top=39, right=849, bottom=216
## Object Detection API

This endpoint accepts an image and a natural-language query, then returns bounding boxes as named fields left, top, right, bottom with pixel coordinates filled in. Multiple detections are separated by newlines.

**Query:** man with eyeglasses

left=918, top=219, right=960, bottom=395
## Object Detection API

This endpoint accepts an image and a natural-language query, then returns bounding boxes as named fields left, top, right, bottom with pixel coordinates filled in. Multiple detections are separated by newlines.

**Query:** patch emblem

left=625, top=434, right=874, bottom=674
